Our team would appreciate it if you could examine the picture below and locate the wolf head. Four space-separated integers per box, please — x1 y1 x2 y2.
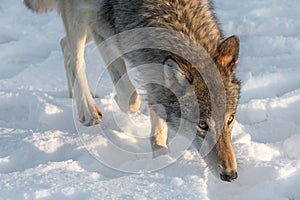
162 36 240 182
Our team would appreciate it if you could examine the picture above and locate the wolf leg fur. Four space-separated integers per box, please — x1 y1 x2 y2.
60 11 102 126
92 32 141 113
108 59 141 113
60 32 94 98
149 104 169 158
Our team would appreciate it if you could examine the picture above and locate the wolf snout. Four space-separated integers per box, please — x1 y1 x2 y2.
220 170 238 182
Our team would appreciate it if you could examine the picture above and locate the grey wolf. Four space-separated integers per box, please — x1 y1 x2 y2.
24 0 240 182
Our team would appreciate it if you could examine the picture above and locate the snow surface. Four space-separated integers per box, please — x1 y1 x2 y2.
1 0 300 199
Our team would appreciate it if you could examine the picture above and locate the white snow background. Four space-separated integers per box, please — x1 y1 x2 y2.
1 0 300 199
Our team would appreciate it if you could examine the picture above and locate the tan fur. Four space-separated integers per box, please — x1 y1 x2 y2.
24 0 240 182
25 0 141 126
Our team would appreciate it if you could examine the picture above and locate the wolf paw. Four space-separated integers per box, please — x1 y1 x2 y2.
152 144 170 158
78 103 102 126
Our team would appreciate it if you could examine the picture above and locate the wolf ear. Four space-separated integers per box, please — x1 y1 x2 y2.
163 56 188 88
216 36 240 74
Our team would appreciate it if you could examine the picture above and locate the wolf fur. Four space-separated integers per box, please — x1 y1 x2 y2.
24 0 240 182
24 0 57 13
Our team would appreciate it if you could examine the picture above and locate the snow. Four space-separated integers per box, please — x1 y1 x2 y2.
1 0 300 199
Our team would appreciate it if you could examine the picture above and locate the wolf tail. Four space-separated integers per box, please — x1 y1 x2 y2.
24 0 57 13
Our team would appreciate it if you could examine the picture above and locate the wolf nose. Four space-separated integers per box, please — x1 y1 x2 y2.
220 170 238 182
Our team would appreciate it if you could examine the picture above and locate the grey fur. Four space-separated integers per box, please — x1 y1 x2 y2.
24 0 241 182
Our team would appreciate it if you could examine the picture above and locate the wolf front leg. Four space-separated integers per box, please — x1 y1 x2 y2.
107 58 141 113
60 13 102 126
60 37 74 98
60 32 94 98
92 31 141 113
149 104 169 158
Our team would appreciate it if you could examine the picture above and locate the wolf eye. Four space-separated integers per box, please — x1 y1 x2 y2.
228 115 235 125
196 122 208 138
198 121 209 131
